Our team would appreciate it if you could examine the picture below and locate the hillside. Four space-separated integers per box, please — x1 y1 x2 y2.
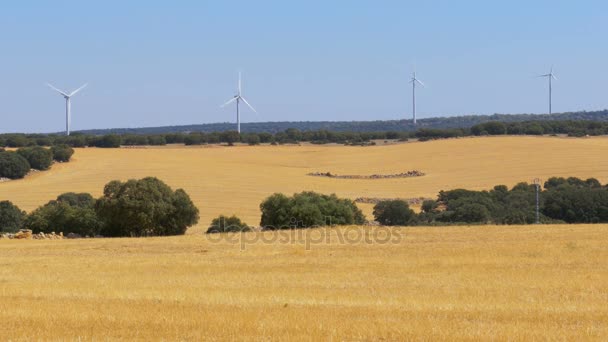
74 110 608 135
2 136 608 231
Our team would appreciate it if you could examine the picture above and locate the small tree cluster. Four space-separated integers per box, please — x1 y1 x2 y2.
0 151 31 179
96 177 200 236
207 215 251 233
51 145 75 162
27 193 102 236
0 201 26 233
259 192 366 229
373 200 416 226
17 146 53 170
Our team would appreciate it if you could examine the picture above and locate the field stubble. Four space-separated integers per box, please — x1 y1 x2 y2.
0 225 607 340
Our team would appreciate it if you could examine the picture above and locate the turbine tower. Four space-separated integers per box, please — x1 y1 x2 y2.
47 83 88 136
221 72 257 133
410 71 425 125
539 66 557 115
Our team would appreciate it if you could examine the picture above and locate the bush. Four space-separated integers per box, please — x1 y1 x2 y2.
0 201 26 233
16 146 53 170
373 200 416 226
260 191 365 229
95 177 199 237
50 145 75 162
89 135 122 148
26 193 102 236
245 134 261 146
206 215 251 233
0 151 31 179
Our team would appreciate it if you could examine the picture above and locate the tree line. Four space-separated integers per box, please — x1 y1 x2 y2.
3 176 607 236
0 145 74 179
207 176 608 233
1 177 199 237
2 119 608 149
72 109 608 135
375 177 608 226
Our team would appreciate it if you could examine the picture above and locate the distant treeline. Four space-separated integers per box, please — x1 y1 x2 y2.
377 176 608 226
1 119 608 148
72 110 608 135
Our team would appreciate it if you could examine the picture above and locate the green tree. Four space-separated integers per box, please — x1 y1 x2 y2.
260 192 365 229
0 201 26 233
0 151 31 179
95 177 199 237
16 146 53 170
207 215 251 233
373 200 416 226
26 193 102 236
50 145 75 162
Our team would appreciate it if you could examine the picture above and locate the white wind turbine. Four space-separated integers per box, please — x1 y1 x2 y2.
410 71 425 125
538 66 557 115
221 72 257 133
47 83 88 136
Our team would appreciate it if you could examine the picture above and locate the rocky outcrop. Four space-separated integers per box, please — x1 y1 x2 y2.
308 170 425 179
355 197 431 205
0 230 64 240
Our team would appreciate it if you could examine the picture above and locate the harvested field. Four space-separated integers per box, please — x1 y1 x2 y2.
0 224 607 340
2 136 608 233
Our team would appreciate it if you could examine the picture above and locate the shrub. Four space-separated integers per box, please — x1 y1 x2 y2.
207 215 251 233
373 200 416 226
220 131 240 145
0 201 26 233
260 191 365 229
245 134 261 146
16 146 53 170
0 151 31 179
421 200 439 213
26 193 102 236
50 145 75 162
184 133 205 146
95 177 199 237
89 135 122 148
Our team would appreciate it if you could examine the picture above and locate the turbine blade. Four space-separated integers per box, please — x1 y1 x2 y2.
416 79 425 87
69 83 88 97
221 97 237 108
47 83 69 97
552 74 558 81
240 97 257 114
238 71 242 95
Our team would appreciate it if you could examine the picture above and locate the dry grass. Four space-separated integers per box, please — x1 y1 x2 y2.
2 137 608 340
0 225 607 340
3 136 608 232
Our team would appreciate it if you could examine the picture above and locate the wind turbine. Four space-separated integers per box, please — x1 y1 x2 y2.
538 66 557 115
47 83 88 136
221 72 257 133
410 71 425 125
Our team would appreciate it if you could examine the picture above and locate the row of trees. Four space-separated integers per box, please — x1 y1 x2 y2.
3 176 607 235
2 119 608 149
0 145 74 179
373 177 608 226
0 177 199 237
471 120 608 137
207 176 608 233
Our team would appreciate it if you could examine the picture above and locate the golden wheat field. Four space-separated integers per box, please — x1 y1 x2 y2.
0 225 607 340
2 136 608 340
2 136 608 231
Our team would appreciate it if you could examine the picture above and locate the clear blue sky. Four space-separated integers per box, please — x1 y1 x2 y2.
1 0 607 133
